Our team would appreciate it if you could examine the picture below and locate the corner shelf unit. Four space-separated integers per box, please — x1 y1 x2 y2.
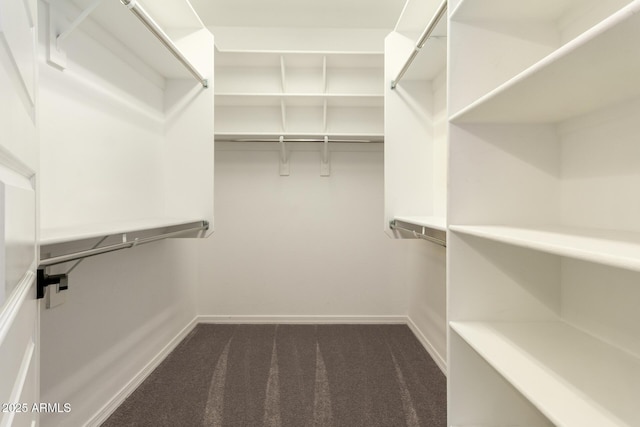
214 49 384 142
448 0 640 425
384 0 448 238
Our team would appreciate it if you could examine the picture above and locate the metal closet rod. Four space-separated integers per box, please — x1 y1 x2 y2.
391 0 448 90
390 221 446 247
120 0 208 88
229 137 381 143
39 221 209 268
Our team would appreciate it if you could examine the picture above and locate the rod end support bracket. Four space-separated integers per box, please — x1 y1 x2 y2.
37 269 68 300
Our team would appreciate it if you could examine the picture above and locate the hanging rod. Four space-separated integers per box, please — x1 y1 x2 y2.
227 137 382 143
39 221 209 268
120 0 208 88
390 220 446 247
391 0 447 89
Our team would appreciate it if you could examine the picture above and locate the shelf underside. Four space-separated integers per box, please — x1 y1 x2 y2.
451 321 640 427
40 218 207 246
451 2 640 123
393 216 446 231
69 0 205 80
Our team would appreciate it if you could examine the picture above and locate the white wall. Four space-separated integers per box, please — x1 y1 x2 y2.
197 142 408 319
406 71 448 370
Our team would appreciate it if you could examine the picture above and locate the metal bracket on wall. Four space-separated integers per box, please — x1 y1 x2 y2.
47 0 104 69
320 136 330 177
36 269 68 300
279 136 290 176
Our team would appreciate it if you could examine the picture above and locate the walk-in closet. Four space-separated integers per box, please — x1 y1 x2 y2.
1 0 638 425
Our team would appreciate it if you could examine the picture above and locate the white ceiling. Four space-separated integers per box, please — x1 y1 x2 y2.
189 0 407 29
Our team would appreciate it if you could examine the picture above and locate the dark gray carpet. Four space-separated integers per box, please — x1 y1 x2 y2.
102 324 446 427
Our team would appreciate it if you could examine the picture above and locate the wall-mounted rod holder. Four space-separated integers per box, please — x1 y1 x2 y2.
279 136 290 176
390 220 446 247
321 135 331 176
37 269 68 300
391 0 447 89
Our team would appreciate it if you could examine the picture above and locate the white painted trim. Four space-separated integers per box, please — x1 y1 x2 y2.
197 315 408 324
1 339 35 427
406 316 447 375
84 317 199 427
0 271 35 346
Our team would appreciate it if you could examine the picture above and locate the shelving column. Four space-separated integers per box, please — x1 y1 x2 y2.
447 0 640 425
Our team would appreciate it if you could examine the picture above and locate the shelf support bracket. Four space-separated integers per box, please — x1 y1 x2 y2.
279 136 290 176
48 0 104 69
320 136 330 176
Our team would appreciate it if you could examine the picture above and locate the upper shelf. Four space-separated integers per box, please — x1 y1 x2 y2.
394 216 446 231
450 1 640 123
62 0 207 80
40 218 207 246
215 93 383 107
395 0 447 40
215 49 383 68
451 0 589 22
450 224 640 273
398 14 448 82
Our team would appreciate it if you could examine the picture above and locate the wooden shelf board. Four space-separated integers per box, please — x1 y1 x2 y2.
450 2 640 124
40 218 206 246
451 321 640 427
394 215 446 231
450 224 640 272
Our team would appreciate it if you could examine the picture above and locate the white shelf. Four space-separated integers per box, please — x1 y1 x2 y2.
67 0 206 80
40 218 206 246
394 216 446 231
450 225 640 272
395 0 445 40
450 1 640 123
215 93 383 107
215 50 383 68
214 132 384 143
215 49 384 141
451 321 640 427
451 0 587 22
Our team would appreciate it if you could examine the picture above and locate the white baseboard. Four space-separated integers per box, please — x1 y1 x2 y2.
196 314 408 324
406 316 447 375
84 317 199 427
